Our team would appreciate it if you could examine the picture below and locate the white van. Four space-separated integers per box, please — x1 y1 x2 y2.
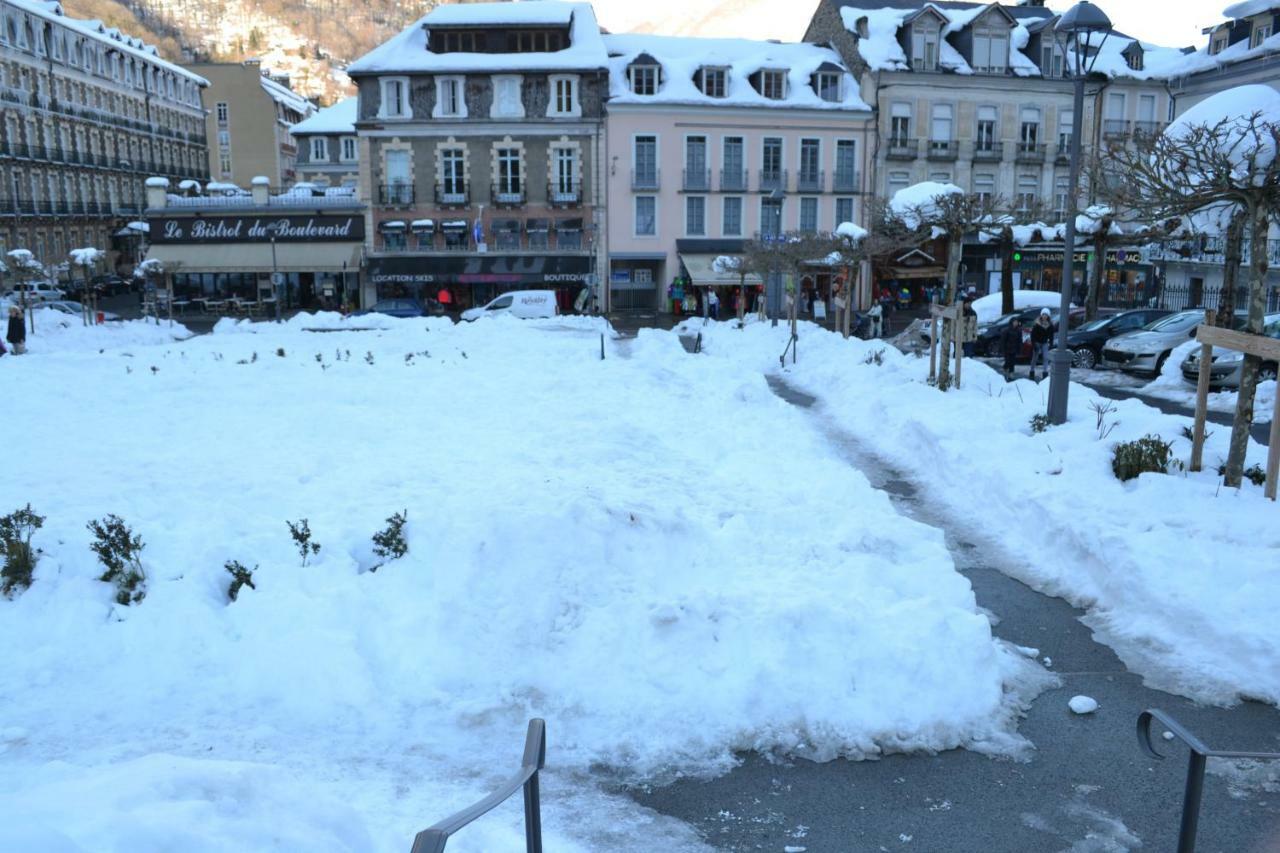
461 290 558 322
5 281 64 303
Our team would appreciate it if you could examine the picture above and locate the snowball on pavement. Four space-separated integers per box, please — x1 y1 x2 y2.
1069 696 1099 715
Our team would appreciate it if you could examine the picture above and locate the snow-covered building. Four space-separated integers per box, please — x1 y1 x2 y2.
603 34 874 312
0 0 208 277
291 97 358 188
346 1 607 312
1167 2 1280 114
802 0 1180 298
187 59 316 189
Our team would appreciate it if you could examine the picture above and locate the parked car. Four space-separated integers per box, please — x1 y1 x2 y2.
89 275 132 296
1065 308 1173 369
4 281 65 303
352 298 433 319
40 300 121 321
973 306 1109 359
1102 310 1246 375
1180 312 1280 389
461 290 558 322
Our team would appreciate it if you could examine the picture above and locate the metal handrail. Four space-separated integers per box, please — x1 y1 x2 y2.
410 719 546 853
1137 708 1280 853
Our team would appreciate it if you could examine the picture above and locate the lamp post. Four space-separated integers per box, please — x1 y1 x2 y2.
1047 0 1112 424
269 232 282 323
766 188 785 327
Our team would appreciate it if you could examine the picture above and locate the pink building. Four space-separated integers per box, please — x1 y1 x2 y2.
603 34 875 313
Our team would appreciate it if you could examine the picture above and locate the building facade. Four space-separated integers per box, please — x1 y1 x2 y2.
189 60 315 189
1173 3 1280 112
603 34 875 312
292 97 359 187
0 0 207 276
347 1 607 313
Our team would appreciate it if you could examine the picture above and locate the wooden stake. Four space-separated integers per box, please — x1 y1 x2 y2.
928 315 939 383
1267 388 1280 501
955 329 963 389
1190 309 1214 473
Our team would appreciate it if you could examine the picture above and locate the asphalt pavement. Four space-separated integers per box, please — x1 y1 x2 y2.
625 376 1280 853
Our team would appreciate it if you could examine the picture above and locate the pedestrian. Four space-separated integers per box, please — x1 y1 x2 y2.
1029 308 1055 381
7 305 26 355
960 295 979 358
1001 315 1023 380
708 288 720 320
867 301 883 339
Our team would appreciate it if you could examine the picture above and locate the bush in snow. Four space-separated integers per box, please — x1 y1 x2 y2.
1089 400 1119 441
1219 462 1266 487
287 518 320 566
862 349 885 366
87 515 147 605
224 560 256 602
1028 413 1051 434
370 510 408 571
1111 435 1174 482
275 347 286 358
0 504 44 596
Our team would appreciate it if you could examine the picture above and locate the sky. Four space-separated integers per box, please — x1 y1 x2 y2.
589 0 1216 50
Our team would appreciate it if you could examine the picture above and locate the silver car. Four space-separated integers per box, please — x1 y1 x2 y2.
1101 310 1218 375
1180 313 1280 389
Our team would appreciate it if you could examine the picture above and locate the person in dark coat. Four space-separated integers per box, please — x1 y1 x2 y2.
1000 315 1023 381
6 305 25 355
1029 307 1056 381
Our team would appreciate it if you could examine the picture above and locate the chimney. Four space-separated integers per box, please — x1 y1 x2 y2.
144 176 169 209
251 175 270 206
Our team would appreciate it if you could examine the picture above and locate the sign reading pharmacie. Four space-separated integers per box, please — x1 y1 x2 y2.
149 215 365 244
368 254 592 286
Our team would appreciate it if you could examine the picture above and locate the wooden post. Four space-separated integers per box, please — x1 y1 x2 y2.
1267 389 1280 501
1190 310 1215 473
955 326 963 389
928 315 939 383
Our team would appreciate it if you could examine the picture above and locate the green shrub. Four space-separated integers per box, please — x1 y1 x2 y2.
1112 435 1174 482
1219 462 1266 486
0 504 44 596
1029 413 1052 434
371 511 408 571
225 560 257 602
287 518 320 566
87 515 147 605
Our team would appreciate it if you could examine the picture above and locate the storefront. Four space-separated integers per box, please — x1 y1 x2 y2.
366 254 594 312
1013 244 1155 307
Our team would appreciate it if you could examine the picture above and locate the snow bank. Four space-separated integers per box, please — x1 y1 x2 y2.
686 319 1280 708
972 290 1065 324
0 315 1033 851
1142 337 1277 423
10 312 192 352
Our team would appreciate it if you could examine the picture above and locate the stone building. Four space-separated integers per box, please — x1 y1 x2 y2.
0 0 207 275
1171 2 1280 112
345 0 607 313
291 97 358 187
189 59 315 189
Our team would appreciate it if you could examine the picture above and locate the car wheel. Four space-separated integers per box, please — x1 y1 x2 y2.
1155 352 1169 375
1072 346 1097 369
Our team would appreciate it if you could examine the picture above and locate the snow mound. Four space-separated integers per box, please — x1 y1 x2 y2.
1068 696 1099 715
972 290 1066 324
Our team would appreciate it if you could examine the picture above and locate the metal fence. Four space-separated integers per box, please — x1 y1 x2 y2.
1079 281 1280 314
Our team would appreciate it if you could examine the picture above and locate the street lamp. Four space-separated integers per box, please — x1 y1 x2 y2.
766 187 785 327
1047 0 1112 424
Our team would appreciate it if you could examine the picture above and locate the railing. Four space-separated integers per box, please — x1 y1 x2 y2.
1133 120 1164 137
832 169 860 192
1103 119 1130 138
491 185 526 206
720 168 748 191
926 139 958 161
972 141 1003 161
1015 141 1046 163
886 139 918 160
1138 709 1280 853
631 169 660 191
758 168 787 192
380 184 415 205
682 168 710 191
548 182 581 206
409 719 546 853
796 169 824 193
435 184 469 206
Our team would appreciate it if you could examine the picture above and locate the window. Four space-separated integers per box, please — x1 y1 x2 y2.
340 136 357 162
930 103 953 142
385 149 411 202
635 196 656 236
887 170 909 197
219 153 231 175
685 135 708 189
799 138 820 185
380 77 410 118
700 67 726 98
834 139 857 189
435 77 464 117
972 32 1008 73
686 196 706 235
549 75 579 116
1019 107 1040 149
973 173 995 207
216 101 228 123
1253 23 1272 48
307 137 326 161
1211 35 1228 54
553 146 576 195
496 147 522 197
929 171 951 183
634 135 657 186
976 105 997 151
760 197 783 237
1054 173 1070 219
1016 174 1038 215
759 69 786 100
1058 109 1073 150
440 148 465 198
630 64 658 95
1106 92 1125 120
217 130 230 146
762 137 782 181
835 197 854 227
815 71 841 102
723 196 742 236
1126 48 1144 71
890 102 911 145
911 25 939 70
723 136 744 188
799 197 818 233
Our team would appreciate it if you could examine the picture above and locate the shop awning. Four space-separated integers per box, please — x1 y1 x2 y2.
526 218 549 232
378 220 406 231
143 242 363 274
411 219 435 232
441 219 469 231
678 253 764 287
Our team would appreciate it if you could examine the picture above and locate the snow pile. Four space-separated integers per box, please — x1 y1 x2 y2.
13 312 192 351
292 96 358 135
684 319 1280 708
1224 0 1277 16
1075 205 1122 237
69 247 105 268
1141 337 1277 423
971 290 1067 324
0 315 1037 851
1166 85 1280 182
1068 696 1099 715
836 221 868 241
890 181 963 230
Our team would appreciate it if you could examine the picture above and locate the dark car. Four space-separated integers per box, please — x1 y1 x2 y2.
974 306 1111 359
1065 308 1173 369
89 274 131 296
352 298 436 318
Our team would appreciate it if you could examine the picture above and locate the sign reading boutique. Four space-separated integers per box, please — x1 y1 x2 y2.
368 254 592 286
149 215 365 244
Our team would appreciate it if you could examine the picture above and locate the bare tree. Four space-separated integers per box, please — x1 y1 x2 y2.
1099 108 1280 486
820 198 924 338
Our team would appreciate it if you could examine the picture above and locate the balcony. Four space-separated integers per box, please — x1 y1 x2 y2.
926 139 958 161
796 169 824 193
886 139 918 160
435 183 469 206
682 168 711 192
1133 120 1164 137
379 184 415 206
758 168 787 193
548 182 582 207
631 169 660 191
832 169 860 193
1014 142 1046 164
972 141 1003 162
720 168 748 191
490 185 525 207
1102 119 1130 139
1055 139 1071 164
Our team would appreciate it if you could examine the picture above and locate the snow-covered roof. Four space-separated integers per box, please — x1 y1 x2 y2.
347 1 607 75
290 97 357 135
1160 26 1280 79
603 34 870 111
260 74 314 117
1223 1 1279 18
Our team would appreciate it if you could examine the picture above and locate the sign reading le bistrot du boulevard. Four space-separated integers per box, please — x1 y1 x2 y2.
149 215 365 244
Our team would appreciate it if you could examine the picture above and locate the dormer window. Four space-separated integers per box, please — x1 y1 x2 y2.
815 70 841 102
698 67 727 98
759 69 786 100
972 31 1008 73
629 64 658 95
1040 42 1065 78
911 25 939 71
1253 23 1273 48
1125 46 1144 71
1211 33 1228 54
